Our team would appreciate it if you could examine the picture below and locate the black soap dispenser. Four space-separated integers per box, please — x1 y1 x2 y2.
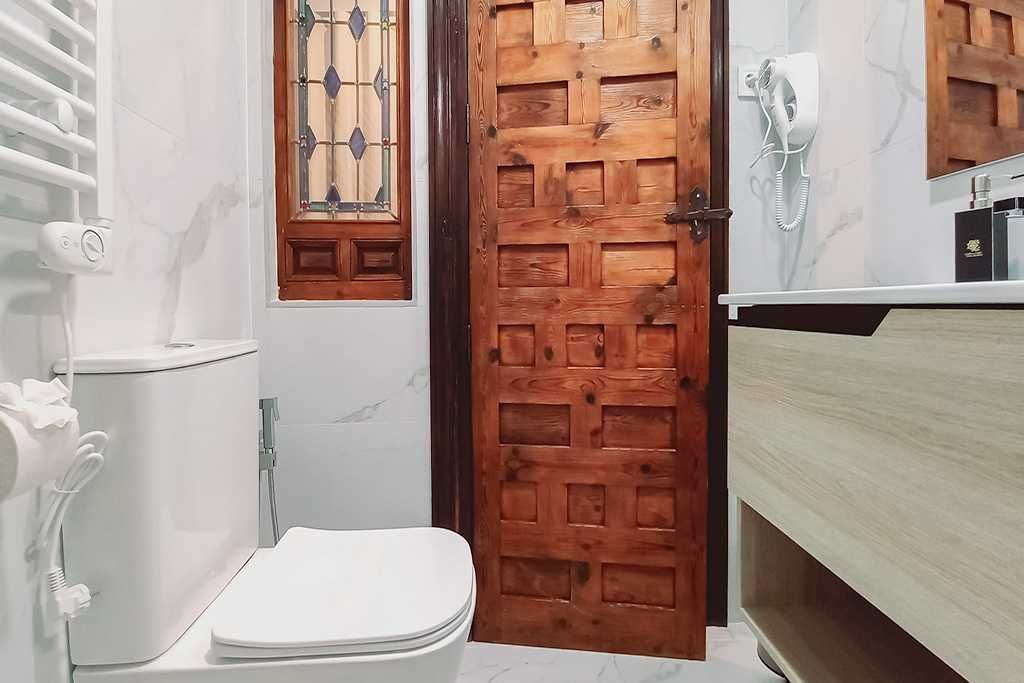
955 173 1024 282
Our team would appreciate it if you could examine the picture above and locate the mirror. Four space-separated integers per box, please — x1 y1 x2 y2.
926 0 1024 179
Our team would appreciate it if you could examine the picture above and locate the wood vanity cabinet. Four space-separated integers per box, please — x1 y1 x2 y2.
728 303 1024 683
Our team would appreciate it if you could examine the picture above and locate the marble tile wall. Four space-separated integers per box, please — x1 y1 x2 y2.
0 2 255 680
729 0 790 294
248 0 432 543
730 0 1024 293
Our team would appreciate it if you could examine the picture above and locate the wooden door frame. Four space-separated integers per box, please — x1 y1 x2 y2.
428 0 731 627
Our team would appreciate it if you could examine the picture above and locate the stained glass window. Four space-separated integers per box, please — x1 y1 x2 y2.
291 0 401 220
275 0 409 301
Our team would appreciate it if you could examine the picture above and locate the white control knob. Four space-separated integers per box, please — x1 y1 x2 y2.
81 229 104 263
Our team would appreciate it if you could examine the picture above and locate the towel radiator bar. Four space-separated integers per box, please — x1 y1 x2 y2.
0 0 112 225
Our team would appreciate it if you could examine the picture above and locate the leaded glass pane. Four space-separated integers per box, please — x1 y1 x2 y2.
290 0 400 220
306 141 329 208
358 145 383 203
323 65 343 100
348 127 367 160
301 125 318 160
348 5 367 41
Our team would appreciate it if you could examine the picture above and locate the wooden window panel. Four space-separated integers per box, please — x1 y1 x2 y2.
273 0 412 300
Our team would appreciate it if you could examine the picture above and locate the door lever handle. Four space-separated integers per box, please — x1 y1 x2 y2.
665 187 733 244
665 207 735 224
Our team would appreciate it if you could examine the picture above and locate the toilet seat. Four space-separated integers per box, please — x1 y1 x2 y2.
210 527 475 660
74 527 476 682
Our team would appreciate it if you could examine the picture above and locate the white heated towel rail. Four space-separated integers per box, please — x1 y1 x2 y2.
0 0 112 223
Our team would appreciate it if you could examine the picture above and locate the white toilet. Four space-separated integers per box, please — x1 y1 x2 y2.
58 341 476 683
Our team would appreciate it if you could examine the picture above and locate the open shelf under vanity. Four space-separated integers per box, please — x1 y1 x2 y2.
740 504 963 683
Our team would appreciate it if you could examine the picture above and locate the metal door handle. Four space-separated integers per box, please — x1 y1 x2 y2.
665 187 733 244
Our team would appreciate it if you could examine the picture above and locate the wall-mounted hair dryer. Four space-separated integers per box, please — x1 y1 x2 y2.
747 53 820 232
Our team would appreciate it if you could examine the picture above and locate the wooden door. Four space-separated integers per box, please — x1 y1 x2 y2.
469 0 712 659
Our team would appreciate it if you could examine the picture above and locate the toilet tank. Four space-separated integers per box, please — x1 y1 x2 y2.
59 340 260 666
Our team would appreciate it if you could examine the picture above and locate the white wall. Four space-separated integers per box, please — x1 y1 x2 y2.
0 1 255 680
726 0 790 625
731 0 1024 294
729 0 789 295
248 0 432 542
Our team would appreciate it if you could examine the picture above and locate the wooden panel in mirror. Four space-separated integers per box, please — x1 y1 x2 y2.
926 0 1024 178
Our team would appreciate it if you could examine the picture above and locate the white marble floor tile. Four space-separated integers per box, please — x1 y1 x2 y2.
458 624 784 683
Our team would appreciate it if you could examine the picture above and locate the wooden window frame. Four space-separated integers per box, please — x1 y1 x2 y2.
273 0 413 301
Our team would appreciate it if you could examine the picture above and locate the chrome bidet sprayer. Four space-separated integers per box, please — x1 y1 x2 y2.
259 397 281 545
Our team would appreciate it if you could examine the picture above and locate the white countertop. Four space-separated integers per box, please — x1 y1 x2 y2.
719 280 1024 306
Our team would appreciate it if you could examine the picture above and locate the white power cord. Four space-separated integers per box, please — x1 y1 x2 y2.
37 276 106 622
59 278 75 397
38 431 106 620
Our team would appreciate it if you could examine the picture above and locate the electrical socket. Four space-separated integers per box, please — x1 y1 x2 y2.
738 64 762 99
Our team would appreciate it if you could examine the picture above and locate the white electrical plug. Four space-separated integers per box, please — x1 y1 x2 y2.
54 582 92 621
39 221 113 275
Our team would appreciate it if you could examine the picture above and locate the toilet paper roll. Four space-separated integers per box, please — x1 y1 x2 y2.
0 409 80 501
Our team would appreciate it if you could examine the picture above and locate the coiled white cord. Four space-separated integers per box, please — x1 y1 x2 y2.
37 277 106 621
774 152 811 232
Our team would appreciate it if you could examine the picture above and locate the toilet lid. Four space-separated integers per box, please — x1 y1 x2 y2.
210 526 475 659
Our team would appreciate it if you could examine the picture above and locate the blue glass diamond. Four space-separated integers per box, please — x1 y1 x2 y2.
349 4 366 41
374 185 386 204
301 125 318 160
373 66 385 100
300 2 316 38
325 184 342 205
323 65 342 100
348 127 366 160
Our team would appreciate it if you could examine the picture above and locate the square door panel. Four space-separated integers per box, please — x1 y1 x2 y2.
601 243 676 286
501 557 573 600
602 405 676 449
499 245 570 288
500 403 572 446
